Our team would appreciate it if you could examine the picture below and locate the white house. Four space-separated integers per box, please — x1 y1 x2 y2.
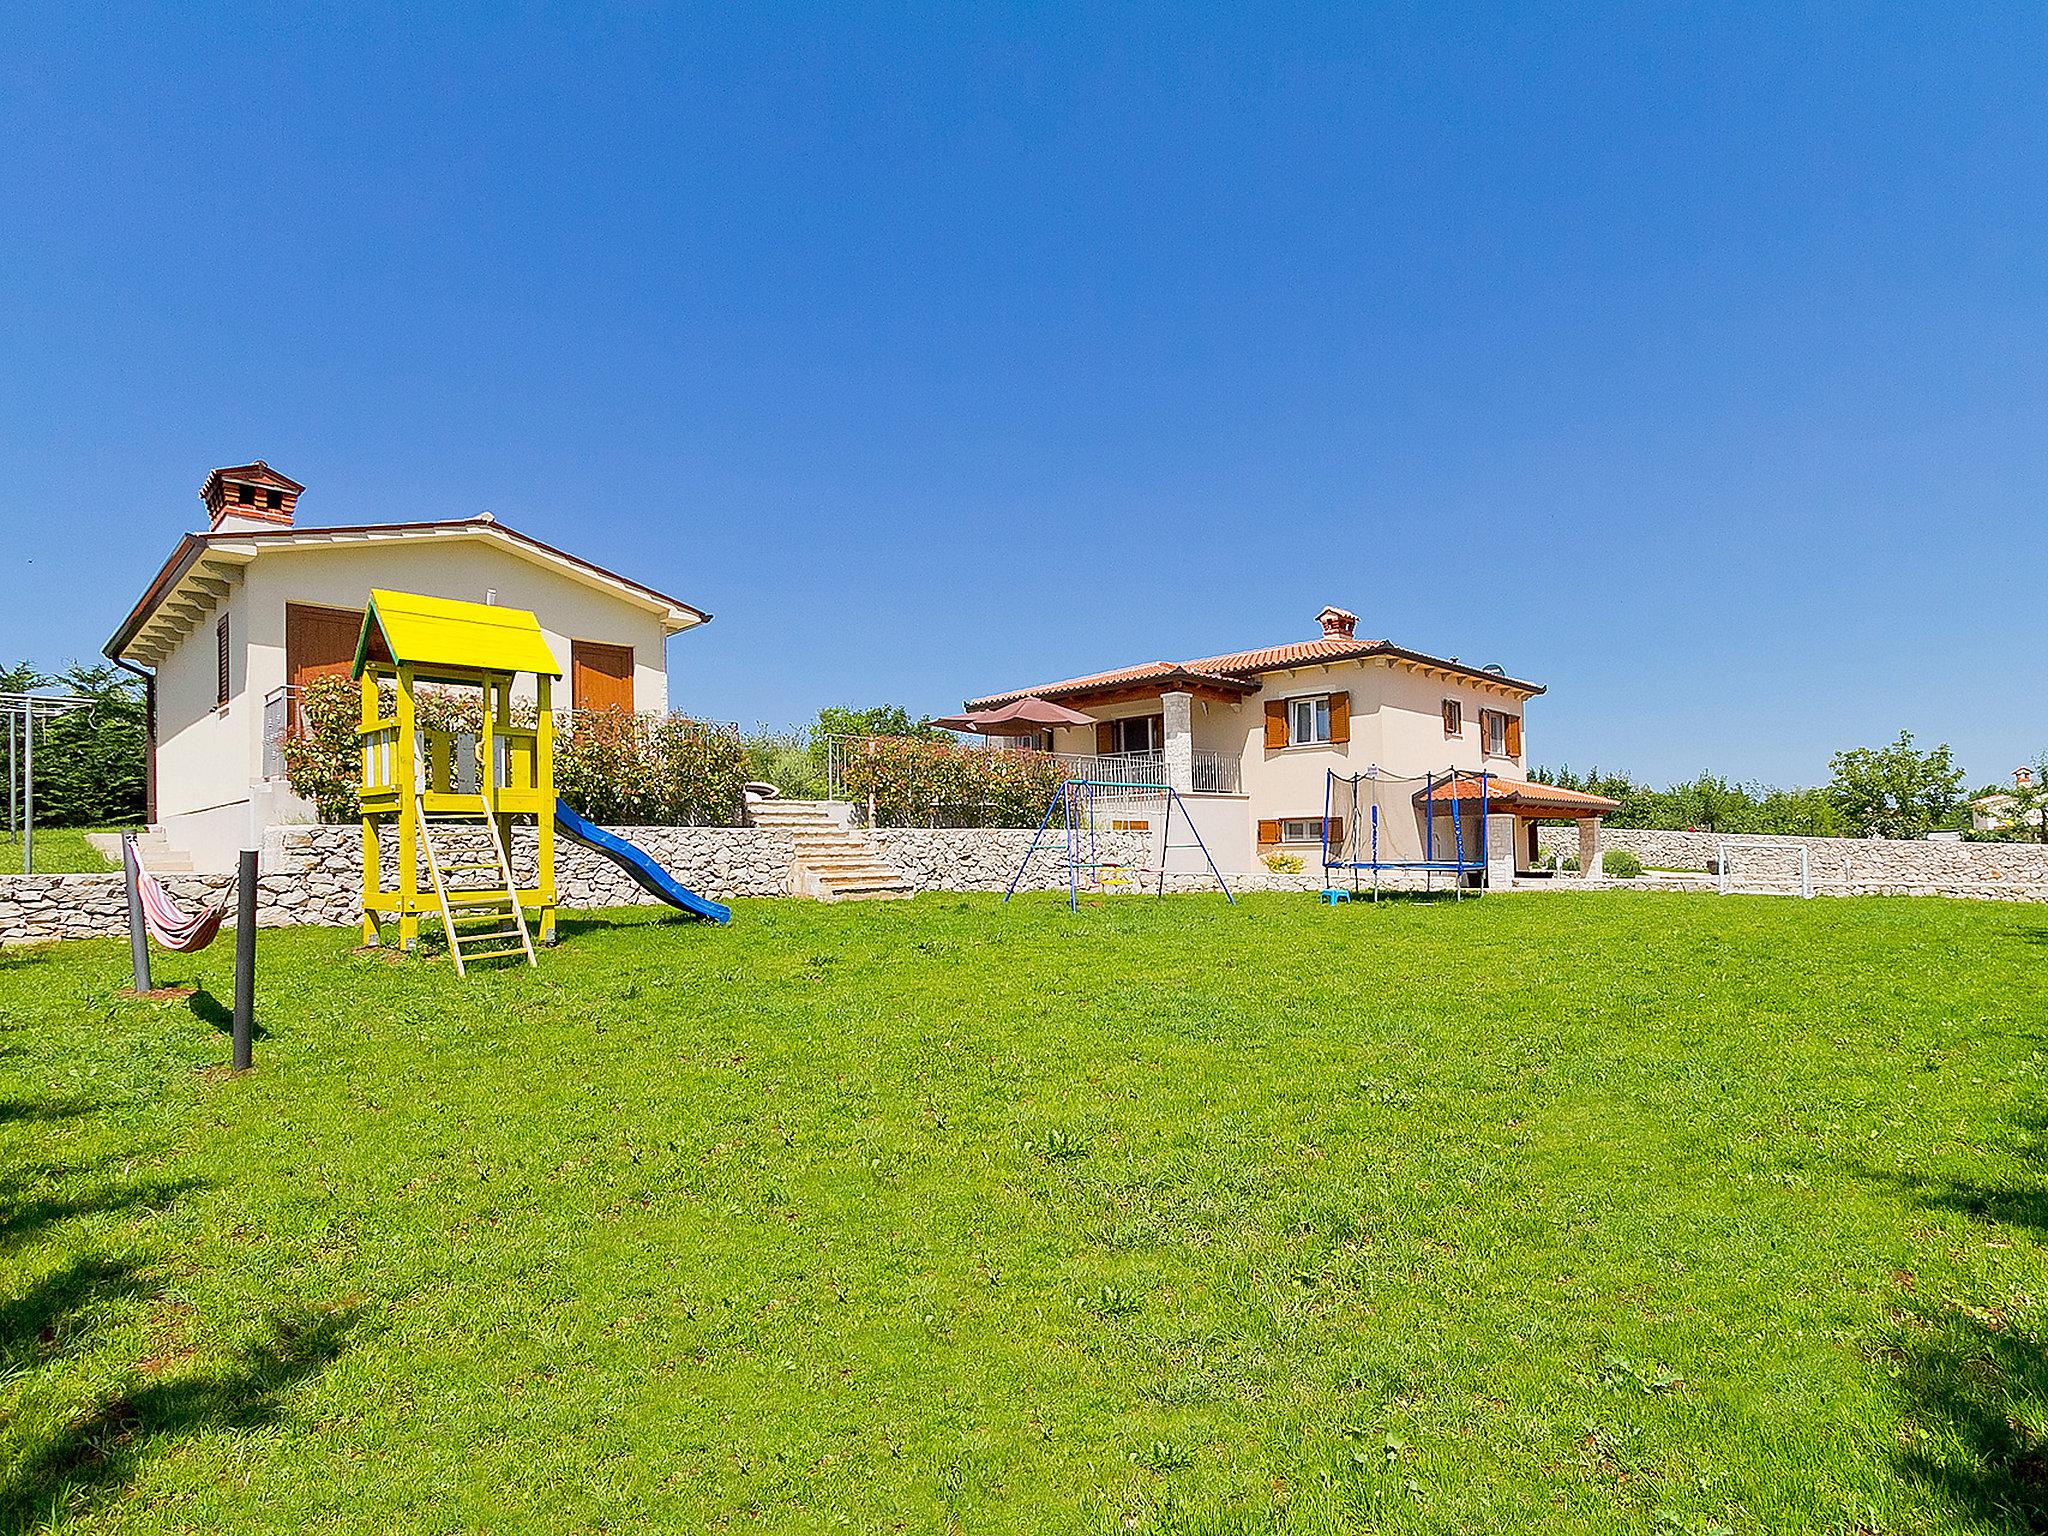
104 461 708 872
963 606 1618 879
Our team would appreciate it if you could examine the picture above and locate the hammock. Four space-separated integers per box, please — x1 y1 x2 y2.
132 847 230 953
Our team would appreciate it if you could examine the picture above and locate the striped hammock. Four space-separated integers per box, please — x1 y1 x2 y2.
135 858 229 953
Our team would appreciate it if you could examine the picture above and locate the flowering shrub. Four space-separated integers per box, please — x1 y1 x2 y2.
555 710 750 826
837 737 1073 827
279 675 363 821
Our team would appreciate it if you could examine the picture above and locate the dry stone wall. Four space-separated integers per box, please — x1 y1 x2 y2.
1536 826 2048 900
14 817 2044 945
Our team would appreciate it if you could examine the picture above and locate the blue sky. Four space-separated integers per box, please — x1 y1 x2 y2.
2 4 2041 787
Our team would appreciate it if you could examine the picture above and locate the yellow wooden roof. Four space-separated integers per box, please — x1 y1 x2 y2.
354 589 563 678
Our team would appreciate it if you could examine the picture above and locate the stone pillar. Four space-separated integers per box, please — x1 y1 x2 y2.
1160 691 1194 794
1485 814 1517 889
1579 816 1601 880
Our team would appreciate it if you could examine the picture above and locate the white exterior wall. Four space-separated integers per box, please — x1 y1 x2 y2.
145 535 679 870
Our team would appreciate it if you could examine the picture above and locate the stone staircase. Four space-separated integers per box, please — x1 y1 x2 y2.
85 827 192 874
747 799 912 901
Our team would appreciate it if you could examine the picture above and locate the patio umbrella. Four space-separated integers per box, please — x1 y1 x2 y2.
929 695 1095 737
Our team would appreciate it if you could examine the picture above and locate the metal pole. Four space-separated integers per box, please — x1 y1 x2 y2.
123 833 152 992
232 849 257 1070
20 702 31 874
6 705 15 838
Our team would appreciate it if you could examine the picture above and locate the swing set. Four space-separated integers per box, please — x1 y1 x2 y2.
1005 778 1235 910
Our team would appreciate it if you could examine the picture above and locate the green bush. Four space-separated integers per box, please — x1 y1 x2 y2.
744 731 828 800
1602 849 1643 879
838 737 1072 827
279 675 364 822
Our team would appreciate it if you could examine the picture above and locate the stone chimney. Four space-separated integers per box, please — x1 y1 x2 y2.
1317 605 1358 641
200 461 304 533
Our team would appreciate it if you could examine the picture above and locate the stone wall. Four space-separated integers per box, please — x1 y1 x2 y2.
16 817 2039 945
1535 826 2048 900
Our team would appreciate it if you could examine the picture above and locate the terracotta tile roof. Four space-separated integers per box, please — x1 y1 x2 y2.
1413 774 1619 816
969 638 1543 709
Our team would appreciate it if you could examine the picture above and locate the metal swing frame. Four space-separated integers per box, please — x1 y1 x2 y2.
1004 779 1236 911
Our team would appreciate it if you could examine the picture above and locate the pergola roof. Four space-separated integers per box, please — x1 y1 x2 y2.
353 589 563 679
1414 773 1619 819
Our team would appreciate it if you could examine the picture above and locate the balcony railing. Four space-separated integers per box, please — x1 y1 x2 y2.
819 737 1241 803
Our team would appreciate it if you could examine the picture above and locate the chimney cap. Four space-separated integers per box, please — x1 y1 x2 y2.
200 461 304 531
1316 605 1358 640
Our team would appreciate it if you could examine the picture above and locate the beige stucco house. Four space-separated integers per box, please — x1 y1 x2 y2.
104 462 707 872
964 606 1617 881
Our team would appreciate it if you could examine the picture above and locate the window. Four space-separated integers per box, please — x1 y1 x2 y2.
215 615 231 707
1110 818 1151 832
237 483 255 505
1288 695 1331 746
1108 715 1162 754
265 487 283 509
1442 699 1462 736
1481 709 1521 757
1280 818 1325 843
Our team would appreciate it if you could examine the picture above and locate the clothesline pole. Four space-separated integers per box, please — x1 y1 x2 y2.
232 849 257 1071
122 833 152 993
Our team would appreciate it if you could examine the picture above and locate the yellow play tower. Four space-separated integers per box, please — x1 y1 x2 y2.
354 589 559 972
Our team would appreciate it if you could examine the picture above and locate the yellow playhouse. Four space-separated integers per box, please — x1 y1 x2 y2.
354 589 559 971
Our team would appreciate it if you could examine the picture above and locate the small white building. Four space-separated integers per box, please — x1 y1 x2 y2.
104 461 708 872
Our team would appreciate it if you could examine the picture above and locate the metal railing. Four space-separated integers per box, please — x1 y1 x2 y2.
262 686 303 780
818 736 1242 804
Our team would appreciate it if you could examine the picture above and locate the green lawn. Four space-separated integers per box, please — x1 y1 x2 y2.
0 827 120 874
5 892 2048 1533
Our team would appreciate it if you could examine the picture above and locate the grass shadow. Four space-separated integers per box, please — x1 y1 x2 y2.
550 910 698 941
0 1097 95 1125
185 988 268 1042
0 1305 364 1528
0 1175 202 1258
1891 1306 2048 1532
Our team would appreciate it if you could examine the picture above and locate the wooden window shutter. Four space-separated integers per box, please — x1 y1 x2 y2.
1096 720 1116 755
1328 691 1350 744
1263 700 1287 749
1256 818 1281 846
1326 816 1344 847
215 616 231 707
1506 715 1523 757
1443 699 1459 735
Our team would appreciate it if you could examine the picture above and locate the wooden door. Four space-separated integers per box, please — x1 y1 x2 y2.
571 640 635 713
285 603 364 691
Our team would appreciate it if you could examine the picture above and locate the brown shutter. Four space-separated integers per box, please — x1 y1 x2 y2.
1256 818 1281 846
216 616 231 707
1263 700 1287 749
1506 715 1523 758
1096 720 1115 755
1328 691 1350 744
1442 699 1458 735
1326 816 1344 848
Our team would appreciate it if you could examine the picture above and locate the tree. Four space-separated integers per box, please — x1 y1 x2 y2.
1824 731 1965 840
814 705 946 740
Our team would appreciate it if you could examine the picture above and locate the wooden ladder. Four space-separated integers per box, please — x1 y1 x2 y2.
417 797 536 977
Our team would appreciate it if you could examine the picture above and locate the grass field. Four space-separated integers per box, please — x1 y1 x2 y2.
5 891 2048 1533
0 828 119 875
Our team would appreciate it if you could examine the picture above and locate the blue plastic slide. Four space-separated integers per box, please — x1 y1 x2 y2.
553 799 732 924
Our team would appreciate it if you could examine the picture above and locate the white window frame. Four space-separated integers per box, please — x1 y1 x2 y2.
1287 695 1332 747
1279 817 1326 844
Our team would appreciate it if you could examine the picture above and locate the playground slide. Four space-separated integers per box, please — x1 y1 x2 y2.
553 799 732 925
